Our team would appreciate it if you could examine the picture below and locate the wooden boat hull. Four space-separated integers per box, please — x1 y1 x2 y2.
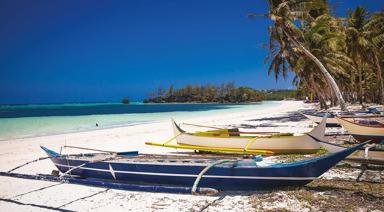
41 143 366 190
336 117 384 142
319 141 384 165
175 134 320 154
302 113 340 127
172 119 324 154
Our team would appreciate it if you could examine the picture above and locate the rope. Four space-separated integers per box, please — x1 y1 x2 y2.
244 138 257 152
162 133 181 146
7 157 53 173
60 162 89 178
191 159 234 195
183 123 277 135
60 145 117 177
63 145 117 154
59 156 117 178
182 123 224 130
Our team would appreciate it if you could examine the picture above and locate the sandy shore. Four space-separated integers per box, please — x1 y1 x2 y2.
0 101 382 211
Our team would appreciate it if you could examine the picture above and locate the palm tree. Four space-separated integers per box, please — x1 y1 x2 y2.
305 14 354 105
258 0 348 110
364 11 384 103
344 8 384 104
345 7 370 104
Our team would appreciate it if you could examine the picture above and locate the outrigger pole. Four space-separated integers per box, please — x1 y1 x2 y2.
182 122 278 134
3 146 219 195
63 145 138 156
0 172 218 195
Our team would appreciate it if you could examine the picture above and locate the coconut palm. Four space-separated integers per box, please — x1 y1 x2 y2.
304 14 354 104
262 0 348 110
343 8 384 104
345 7 371 104
363 11 384 103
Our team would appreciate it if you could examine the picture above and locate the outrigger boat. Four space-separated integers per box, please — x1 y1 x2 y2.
40 142 368 191
319 140 384 165
302 107 382 127
336 116 384 142
147 117 326 154
302 112 340 127
146 118 384 165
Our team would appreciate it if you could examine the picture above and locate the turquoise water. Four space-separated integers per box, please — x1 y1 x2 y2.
0 101 281 140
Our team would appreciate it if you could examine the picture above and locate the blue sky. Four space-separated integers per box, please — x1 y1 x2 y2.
1 0 383 104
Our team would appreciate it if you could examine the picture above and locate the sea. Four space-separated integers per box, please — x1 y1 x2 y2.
0 101 281 140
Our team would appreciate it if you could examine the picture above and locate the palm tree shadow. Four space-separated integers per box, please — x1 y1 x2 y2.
237 112 308 128
247 112 307 122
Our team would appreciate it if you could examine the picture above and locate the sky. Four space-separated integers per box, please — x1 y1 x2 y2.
1 0 383 104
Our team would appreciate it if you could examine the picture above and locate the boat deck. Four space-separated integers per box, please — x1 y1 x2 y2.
65 152 254 166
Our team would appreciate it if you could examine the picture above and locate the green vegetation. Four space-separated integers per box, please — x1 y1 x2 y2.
144 83 264 103
121 97 130 104
143 83 302 103
263 89 304 100
145 1 384 107
254 0 384 109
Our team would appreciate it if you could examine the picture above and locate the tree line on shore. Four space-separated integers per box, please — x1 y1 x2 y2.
260 0 384 110
143 83 302 103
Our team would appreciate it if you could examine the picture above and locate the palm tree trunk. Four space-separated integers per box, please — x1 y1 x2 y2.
353 59 364 105
318 95 328 109
374 53 384 104
359 68 363 105
283 30 347 111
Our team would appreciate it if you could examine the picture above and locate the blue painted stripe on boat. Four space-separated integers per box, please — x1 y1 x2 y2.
312 121 340 127
55 163 317 180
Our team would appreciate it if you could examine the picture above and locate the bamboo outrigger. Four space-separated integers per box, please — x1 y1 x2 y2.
146 139 274 155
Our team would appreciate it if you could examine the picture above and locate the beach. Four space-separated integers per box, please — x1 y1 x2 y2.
2 0 384 210
0 101 382 211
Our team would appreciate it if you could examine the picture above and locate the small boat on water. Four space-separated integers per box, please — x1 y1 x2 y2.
336 116 384 142
41 142 367 190
166 118 325 154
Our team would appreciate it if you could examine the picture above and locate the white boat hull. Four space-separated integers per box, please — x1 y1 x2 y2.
172 118 326 154
302 113 339 126
336 117 384 142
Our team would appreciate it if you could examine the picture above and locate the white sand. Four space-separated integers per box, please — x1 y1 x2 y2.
0 101 317 211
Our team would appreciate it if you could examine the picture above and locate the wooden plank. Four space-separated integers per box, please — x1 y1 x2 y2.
145 141 274 155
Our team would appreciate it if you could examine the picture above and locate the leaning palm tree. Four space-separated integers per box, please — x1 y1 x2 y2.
306 14 354 104
254 0 347 110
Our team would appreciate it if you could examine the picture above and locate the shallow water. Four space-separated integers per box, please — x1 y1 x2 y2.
0 101 281 140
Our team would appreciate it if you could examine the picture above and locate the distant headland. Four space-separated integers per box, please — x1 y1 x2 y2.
140 83 302 103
